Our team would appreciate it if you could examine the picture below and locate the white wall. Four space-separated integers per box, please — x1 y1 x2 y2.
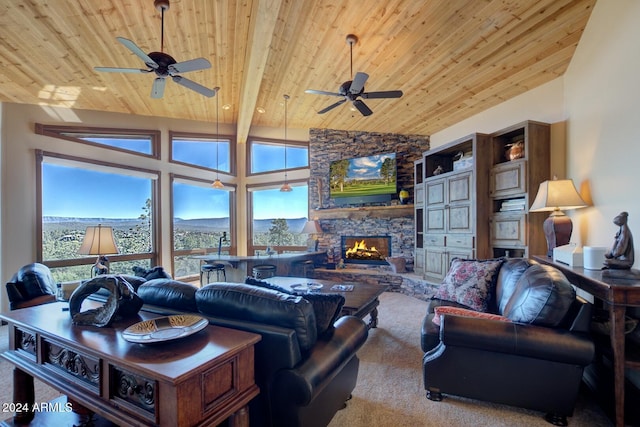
429 0 640 264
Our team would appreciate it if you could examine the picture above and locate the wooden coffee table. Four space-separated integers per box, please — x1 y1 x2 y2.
266 276 388 328
0 301 260 427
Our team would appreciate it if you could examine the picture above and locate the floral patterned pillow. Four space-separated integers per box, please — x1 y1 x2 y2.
433 258 505 312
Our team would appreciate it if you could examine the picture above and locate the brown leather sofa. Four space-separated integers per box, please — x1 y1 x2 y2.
421 258 595 426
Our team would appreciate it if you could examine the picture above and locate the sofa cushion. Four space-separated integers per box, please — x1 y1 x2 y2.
494 258 538 314
503 264 576 327
433 258 505 312
196 283 318 352
432 306 511 326
137 278 198 312
245 277 345 337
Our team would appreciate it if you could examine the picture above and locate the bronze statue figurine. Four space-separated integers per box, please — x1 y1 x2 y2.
604 211 634 269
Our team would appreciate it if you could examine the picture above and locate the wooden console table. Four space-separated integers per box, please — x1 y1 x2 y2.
533 255 640 427
0 301 260 427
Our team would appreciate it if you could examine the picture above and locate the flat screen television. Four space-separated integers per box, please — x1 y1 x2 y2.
329 152 397 206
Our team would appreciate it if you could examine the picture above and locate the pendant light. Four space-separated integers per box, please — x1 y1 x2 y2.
280 94 292 192
212 88 224 189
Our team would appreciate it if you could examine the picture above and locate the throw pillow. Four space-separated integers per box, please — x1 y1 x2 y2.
433 257 505 312
303 293 345 337
432 306 511 326
132 266 172 280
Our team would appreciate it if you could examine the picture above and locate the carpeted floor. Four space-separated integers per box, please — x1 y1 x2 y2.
328 292 613 427
0 293 614 426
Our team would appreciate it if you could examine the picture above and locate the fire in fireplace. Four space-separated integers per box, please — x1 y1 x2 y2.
341 236 392 265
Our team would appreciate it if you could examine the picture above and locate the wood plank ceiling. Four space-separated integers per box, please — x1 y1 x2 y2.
0 0 595 142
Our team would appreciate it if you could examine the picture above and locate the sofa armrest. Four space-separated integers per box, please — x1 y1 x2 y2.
440 314 594 366
273 315 368 405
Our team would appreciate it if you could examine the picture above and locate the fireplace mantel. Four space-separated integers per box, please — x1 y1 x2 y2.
312 204 414 220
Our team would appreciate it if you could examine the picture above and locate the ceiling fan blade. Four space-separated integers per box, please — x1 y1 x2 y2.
362 90 404 99
116 37 159 69
305 89 342 97
353 99 373 116
169 58 211 74
318 99 347 114
151 77 166 99
350 72 369 94
94 66 150 74
172 76 218 97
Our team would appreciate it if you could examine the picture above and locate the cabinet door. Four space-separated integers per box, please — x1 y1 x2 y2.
447 172 472 204
426 178 446 206
490 160 526 198
490 213 527 247
424 246 447 281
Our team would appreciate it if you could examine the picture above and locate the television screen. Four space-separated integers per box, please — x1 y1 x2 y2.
329 152 397 205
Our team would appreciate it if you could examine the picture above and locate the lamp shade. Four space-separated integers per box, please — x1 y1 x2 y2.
301 220 323 234
78 225 119 255
529 179 587 212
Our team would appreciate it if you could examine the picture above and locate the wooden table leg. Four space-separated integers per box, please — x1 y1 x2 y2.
12 368 35 423
228 405 250 427
609 304 626 427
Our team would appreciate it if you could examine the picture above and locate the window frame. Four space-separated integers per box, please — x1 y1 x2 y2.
246 137 309 176
246 179 309 255
35 123 161 159
170 174 237 280
35 149 162 271
169 131 237 175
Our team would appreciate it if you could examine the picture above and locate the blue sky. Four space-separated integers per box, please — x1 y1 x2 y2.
346 153 395 179
43 152 309 219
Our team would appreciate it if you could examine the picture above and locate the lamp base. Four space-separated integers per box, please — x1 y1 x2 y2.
543 211 573 257
91 255 110 277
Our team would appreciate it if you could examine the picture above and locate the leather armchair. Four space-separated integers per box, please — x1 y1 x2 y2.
5 263 57 310
421 258 595 426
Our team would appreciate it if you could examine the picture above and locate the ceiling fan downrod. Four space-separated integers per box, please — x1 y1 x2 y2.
346 34 358 79
155 0 170 52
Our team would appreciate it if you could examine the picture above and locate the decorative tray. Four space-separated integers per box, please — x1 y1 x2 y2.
290 283 323 293
122 315 208 344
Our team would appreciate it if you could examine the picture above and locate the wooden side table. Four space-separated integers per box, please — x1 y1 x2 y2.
0 301 260 427
533 255 640 427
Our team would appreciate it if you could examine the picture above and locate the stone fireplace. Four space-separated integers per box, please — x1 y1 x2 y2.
341 235 392 265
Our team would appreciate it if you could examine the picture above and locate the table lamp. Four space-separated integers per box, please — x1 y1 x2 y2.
301 220 323 251
78 224 119 276
529 178 587 257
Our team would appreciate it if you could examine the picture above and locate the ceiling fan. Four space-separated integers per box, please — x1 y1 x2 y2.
94 0 217 99
305 34 403 116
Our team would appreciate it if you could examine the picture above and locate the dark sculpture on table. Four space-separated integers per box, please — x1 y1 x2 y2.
69 275 142 327
604 211 634 269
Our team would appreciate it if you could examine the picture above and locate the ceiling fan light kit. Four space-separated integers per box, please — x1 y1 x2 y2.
305 34 403 116
95 0 217 99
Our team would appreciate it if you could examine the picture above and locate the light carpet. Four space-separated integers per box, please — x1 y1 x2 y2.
328 292 613 427
0 293 614 426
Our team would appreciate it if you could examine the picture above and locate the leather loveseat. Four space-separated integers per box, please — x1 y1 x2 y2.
87 276 368 427
421 258 594 426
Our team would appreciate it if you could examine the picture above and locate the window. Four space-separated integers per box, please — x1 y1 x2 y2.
170 131 234 173
35 124 160 158
171 175 234 279
248 139 308 174
37 151 159 282
248 182 309 254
